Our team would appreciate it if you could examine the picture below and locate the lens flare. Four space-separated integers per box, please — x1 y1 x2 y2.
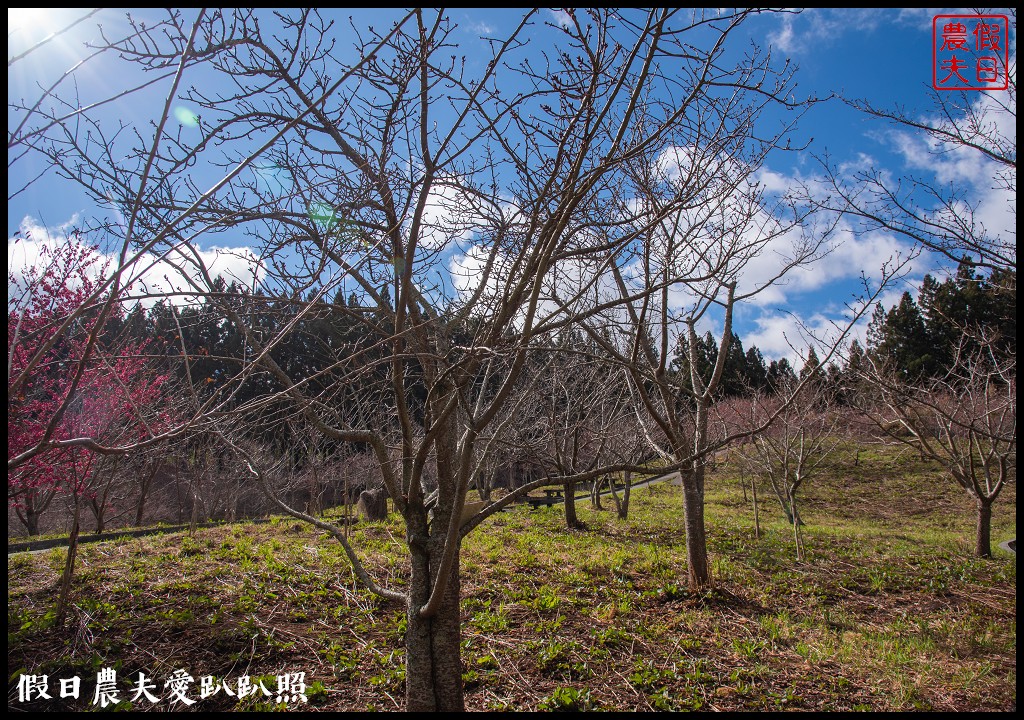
173 106 199 127
307 202 337 229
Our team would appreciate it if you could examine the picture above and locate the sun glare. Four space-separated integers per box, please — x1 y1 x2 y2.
8 8 104 69
8 8 47 33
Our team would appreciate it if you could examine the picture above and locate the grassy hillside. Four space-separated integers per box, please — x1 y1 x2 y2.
7 442 1015 711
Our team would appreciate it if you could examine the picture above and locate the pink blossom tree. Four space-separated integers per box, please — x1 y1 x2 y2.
8 235 171 620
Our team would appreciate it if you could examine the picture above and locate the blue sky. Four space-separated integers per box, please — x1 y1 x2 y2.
7 8 1016 364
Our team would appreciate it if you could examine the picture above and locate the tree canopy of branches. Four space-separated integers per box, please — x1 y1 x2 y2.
858 333 1015 558
819 11 1016 274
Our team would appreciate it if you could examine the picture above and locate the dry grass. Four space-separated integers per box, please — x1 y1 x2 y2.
7 442 1016 711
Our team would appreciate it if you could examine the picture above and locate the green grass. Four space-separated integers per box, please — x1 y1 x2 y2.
6 441 1015 711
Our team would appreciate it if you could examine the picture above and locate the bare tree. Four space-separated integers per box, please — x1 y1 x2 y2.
857 335 1015 558
573 123 840 587
819 11 1016 274
734 373 841 560
538 347 641 528
815 17 1016 561
12 8 835 710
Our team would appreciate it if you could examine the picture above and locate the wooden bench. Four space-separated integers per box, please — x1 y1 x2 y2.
524 494 560 510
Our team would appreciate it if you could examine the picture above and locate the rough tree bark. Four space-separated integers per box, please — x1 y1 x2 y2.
680 462 711 590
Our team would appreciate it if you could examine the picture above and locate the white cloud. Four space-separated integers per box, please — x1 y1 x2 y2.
464 19 494 36
446 195 528 300
752 167 796 194
745 306 866 364
448 243 492 297
768 14 797 54
766 8 888 55
784 224 918 292
895 8 969 31
548 9 573 29
8 215 263 309
744 312 812 361
417 178 487 251
129 243 263 302
8 215 81 275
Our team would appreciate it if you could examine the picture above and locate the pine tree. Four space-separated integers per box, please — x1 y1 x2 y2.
799 346 823 383
766 358 797 393
918 260 1016 369
867 292 937 380
743 346 769 393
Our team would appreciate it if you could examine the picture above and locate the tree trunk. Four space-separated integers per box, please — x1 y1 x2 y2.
175 469 185 524
791 496 804 561
405 522 464 710
401 394 468 711
16 488 55 536
680 466 711 591
476 472 492 503
308 462 321 516
590 478 603 510
563 479 582 529
56 499 81 625
683 393 713 591
135 472 152 526
90 459 117 535
92 498 106 535
23 504 42 536
609 476 621 516
975 498 993 558
618 471 632 520
751 474 760 540
767 474 796 525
